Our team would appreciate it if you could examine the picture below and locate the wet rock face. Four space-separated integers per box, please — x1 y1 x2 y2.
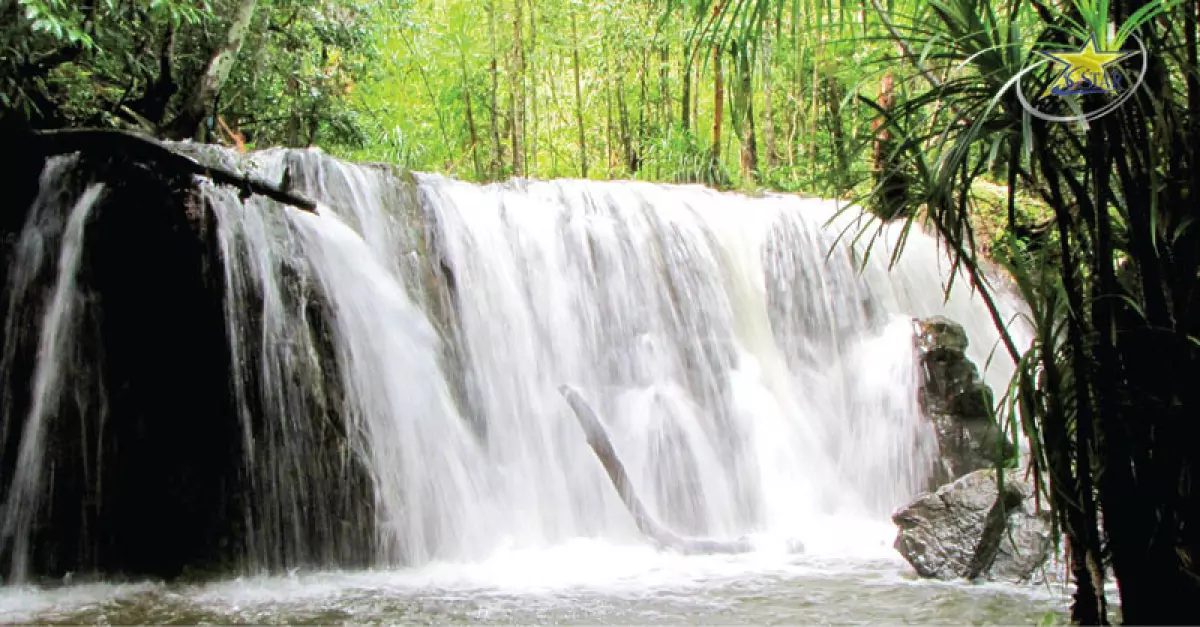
894 317 1044 583
892 469 1053 582
0 145 382 582
914 316 1014 485
0 150 248 581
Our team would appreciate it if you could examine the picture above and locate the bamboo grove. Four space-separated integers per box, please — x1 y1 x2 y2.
3 0 1200 623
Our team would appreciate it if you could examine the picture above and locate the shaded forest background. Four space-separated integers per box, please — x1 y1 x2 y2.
4 0 1200 625
3 0 928 196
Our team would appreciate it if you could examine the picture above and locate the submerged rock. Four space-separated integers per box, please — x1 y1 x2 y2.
892 469 1053 582
914 316 1014 484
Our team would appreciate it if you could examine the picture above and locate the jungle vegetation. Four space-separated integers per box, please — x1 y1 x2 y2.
2 0 1199 623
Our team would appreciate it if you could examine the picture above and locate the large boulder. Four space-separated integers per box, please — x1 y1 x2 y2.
915 316 1014 484
893 469 1053 582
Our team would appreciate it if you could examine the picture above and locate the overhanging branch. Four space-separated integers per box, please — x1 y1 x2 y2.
33 128 317 213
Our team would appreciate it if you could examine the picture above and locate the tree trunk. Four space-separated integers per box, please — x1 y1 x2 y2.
527 0 537 173
710 0 726 163
305 97 321 146
808 41 821 176
603 27 614 178
659 42 671 131
460 49 483 180
711 44 723 161
872 73 907 217
639 47 650 169
1048 166 1108 626
510 0 525 177
487 0 503 178
617 74 635 174
822 72 845 187
571 11 588 178
734 43 757 182
762 33 777 170
285 75 302 147
128 24 179 127
681 56 692 132
166 0 259 140
788 30 803 169
302 45 328 147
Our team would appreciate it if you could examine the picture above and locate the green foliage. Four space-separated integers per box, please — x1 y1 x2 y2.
0 0 394 147
4 0 202 123
222 0 395 148
841 0 1200 622
2 0 912 192
315 0 894 190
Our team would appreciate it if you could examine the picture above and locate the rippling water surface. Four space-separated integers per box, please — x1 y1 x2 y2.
2 539 1068 624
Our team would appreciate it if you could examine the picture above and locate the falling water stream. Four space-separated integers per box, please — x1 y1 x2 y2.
0 157 105 583
0 149 1067 623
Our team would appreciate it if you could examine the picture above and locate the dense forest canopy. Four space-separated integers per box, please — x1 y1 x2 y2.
3 0 909 195
1 0 379 144
4 0 1200 624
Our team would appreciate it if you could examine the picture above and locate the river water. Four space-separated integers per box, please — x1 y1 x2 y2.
2 543 1068 623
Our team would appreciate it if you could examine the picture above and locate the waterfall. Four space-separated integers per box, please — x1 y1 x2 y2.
0 157 104 580
415 175 1026 543
1 148 1030 579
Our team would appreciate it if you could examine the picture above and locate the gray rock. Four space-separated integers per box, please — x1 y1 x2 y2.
892 469 1053 582
914 316 1015 484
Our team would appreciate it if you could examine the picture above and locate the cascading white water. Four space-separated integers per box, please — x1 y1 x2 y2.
288 206 497 564
0 157 104 580
416 176 1028 550
201 148 1029 570
1 147 1030 582
206 158 495 569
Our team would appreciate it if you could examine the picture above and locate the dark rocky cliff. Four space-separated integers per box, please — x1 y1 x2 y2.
0 135 381 582
0 144 247 581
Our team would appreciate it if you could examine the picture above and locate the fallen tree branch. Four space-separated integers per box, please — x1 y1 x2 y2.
32 128 317 213
557 384 754 555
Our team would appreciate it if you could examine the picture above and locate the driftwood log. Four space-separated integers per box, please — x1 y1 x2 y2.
31 128 318 212
558 384 754 555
